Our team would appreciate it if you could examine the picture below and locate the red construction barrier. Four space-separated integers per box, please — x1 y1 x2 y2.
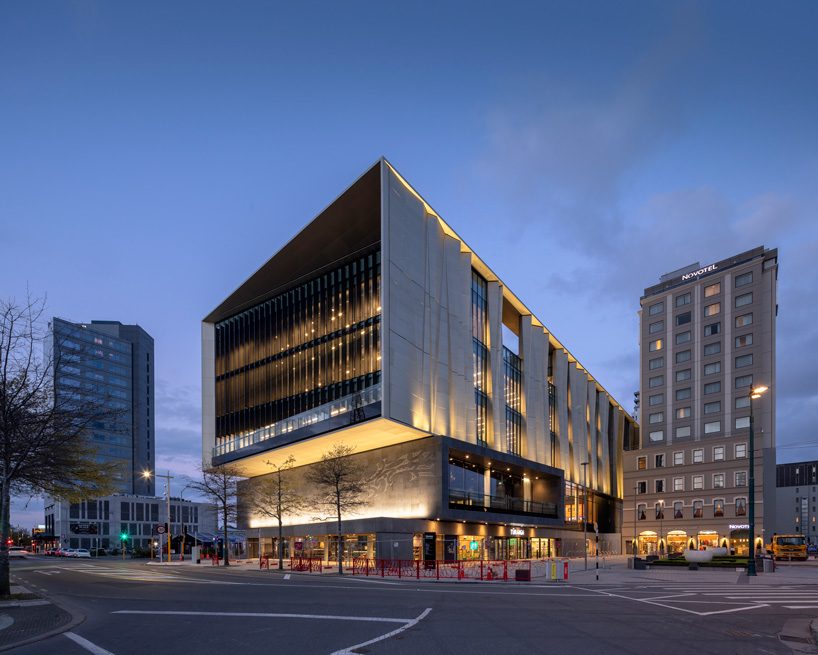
348 559 533 581
289 557 323 572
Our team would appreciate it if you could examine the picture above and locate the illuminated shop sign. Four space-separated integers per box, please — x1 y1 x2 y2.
681 264 718 281
729 524 750 530
509 528 524 536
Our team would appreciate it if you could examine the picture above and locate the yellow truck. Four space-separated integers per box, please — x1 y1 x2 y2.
767 534 807 561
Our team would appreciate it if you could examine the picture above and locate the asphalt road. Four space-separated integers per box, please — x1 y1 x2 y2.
6 557 816 654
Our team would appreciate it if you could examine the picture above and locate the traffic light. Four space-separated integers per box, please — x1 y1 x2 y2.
120 531 128 542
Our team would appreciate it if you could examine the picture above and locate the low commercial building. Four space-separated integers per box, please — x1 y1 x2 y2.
775 461 818 544
45 494 217 551
202 159 637 565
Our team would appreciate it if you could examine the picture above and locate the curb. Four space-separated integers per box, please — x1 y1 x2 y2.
0 579 85 653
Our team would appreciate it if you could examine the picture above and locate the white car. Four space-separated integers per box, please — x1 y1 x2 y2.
72 549 91 558
60 548 76 557
8 546 30 558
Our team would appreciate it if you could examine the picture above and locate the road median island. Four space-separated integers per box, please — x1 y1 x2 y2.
0 582 83 653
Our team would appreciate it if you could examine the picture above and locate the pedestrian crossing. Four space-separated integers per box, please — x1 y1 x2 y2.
606 582 818 612
31 563 208 583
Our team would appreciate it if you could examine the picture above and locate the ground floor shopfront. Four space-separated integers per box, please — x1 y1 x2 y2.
629 524 761 556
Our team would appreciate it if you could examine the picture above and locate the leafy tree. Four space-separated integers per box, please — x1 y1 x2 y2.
249 455 305 570
306 444 369 575
188 464 244 566
0 295 119 595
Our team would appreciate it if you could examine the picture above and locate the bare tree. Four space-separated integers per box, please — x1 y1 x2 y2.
0 295 120 595
188 464 244 566
248 455 305 570
306 444 369 575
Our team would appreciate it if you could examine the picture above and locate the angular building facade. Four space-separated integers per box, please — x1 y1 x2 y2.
202 160 637 563
623 247 778 556
48 318 155 495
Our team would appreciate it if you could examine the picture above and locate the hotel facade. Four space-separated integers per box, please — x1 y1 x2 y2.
623 247 778 556
202 160 637 564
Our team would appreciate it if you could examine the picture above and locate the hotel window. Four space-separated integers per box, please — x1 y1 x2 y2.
676 406 691 419
503 347 523 455
704 342 721 356
649 430 664 442
655 454 665 468
637 480 647 494
735 354 753 369
735 272 753 287
704 381 721 395
735 334 753 348
693 448 703 463
649 393 664 406
735 443 747 458
735 395 751 409
713 445 725 461
676 388 691 401
673 451 684 466
649 320 664 334
649 357 664 370
655 502 665 519
704 282 721 297
676 425 691 439
637 456 647 470
638 503 647 520
649 375 664 388
472 271 490 445
735 375 753 389
714 499 725 517
735 416 750 429
735 471 747 487
735 292 753 307
675 331 691 345
704 361 721 376
676 369 691 382
692 475 704 490
693 500 704 518
735 313 753 328
649 339 663 352
676 293 691 307
704 302 721 317
674 501 684 518
676 312 691 326
713 473 725 489
704 322 720 337
735 497 747 516
704 401 721 415
676 350 691 364
649 302 664 316
649 412 664 424
705 421 721 434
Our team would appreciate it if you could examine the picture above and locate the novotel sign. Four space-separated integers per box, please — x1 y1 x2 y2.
681 264 718 281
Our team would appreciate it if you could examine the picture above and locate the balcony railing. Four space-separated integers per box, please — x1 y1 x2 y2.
448 490 559 519
212 383 381 459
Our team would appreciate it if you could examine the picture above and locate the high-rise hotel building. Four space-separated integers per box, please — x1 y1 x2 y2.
623 247 778 556
202 160 637 563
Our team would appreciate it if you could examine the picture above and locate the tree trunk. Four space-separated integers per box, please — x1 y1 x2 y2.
0 480 10 596
278 517 284 571
222 504 230 567
336 494 342 576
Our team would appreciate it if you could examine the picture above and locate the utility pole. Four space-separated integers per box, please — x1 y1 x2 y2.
142 470 174 563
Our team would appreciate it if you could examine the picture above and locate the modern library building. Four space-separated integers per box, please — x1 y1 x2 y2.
202 160 637 564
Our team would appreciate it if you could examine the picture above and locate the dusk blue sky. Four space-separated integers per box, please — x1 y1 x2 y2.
2 1 817 528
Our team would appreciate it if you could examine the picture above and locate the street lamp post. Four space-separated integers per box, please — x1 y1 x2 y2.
581 461 589 571
747 385 768 577
659 500 665 558
142 470 174 563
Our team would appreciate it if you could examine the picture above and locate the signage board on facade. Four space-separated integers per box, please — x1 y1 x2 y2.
70 522 98 534
509 528 524 536
681 264 718 281
729 524 750 530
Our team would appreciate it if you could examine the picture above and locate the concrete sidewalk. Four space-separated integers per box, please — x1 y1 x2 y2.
0 584 77 652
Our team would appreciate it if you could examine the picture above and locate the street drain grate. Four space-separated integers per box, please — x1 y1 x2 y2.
779 634 813 644
726 629 754 638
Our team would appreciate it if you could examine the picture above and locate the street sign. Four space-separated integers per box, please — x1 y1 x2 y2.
156 524 166 534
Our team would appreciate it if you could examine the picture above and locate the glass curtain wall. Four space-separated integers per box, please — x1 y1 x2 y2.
504 347 522 455
214 248 381 442
471 271 490 446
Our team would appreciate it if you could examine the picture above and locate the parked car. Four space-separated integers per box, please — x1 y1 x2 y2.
8 546 30 558
72 549 91 558
60 548 76 558
45 548 58 556
808 544 818 556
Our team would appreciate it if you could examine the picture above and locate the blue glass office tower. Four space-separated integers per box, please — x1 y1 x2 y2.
49 318 155 495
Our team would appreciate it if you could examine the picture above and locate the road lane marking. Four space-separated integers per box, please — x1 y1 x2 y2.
65 632 115 655
112 610 413 623
571 585 769 616
330 607 433 655
284 574 290 580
